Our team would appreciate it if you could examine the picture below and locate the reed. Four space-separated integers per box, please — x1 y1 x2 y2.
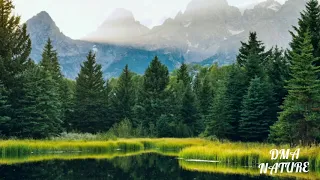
0 140 144 157
179 141 320 169
0 151 155 165
0 138 319 171
179 160 320 180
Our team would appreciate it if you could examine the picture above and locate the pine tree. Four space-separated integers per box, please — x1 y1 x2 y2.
180 85 198 136
144 56 169 94
12 67 62 139
0 0 32 133
224 65 247 140
266 47 290 106
141 56 169 130
60 78 75 132
0 82 10 136
206 81 233 140
199 75 213 116
0 0 32 87
103 79 114 129
111 64 135 123
193 74 202 98
239 77 275 142
289 0 320 61
245 51 266 81
73 51 106 133
156 114 175 137
39 38 69 129
271 33 320 145
236 32 270 67
177 63 191 85
40 38 62 81
197 75 213 135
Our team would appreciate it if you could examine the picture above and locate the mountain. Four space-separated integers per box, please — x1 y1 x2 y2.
83 8 150 44
26 11 184 79
26 0 307 78
132 0 305 63
142 0 244 63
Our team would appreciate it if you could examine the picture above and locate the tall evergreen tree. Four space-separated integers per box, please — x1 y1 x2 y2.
289 0 320 60
193 74 202 99
236 32 270 67
0 82 10 136
266 47 290 106
103 79 114 129
206 81 233 140
144 56 169 94
180 85 198 136
0 0 32 132
223 65 247 140
39 38 62 80
73 51 106 133
0 0 32 87
237 32 271 82
199 75 213 116
60 79 75 131
177 63 191 85
111 64 135 123
12 67 62 138
39 38 72 131
271 33 320 145
141 56 169 130
239 77 275 142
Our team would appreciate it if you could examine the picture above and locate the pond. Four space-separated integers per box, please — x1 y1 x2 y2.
0 153 299 180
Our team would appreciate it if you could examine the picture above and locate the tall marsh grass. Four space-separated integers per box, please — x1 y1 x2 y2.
0 140 143 157
179 160 320 180
179 141 320 169
0 138 319 173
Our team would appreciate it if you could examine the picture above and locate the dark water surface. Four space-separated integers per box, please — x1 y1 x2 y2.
0 154 296 180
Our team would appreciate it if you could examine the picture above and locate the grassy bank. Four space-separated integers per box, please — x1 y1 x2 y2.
179 160 320 180
0 139 144 157
178 141 320 170
0 138 206 158
0 138 319 170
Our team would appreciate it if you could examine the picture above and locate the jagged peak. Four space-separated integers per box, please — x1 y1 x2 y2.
175 11 183 19
185 0 229 12
254 0 281 11
106 8 135 22
31 11 54 22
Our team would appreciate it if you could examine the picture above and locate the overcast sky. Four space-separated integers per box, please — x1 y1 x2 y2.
12 0 287 39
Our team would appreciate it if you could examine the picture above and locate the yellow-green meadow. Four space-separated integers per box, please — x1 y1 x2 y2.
0 138 319 179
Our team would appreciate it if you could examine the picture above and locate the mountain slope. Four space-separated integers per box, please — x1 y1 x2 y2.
26 11 183 79
134 0 305 63
83 8 150 44
26 0 307 78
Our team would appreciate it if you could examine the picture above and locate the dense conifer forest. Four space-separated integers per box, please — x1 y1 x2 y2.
1 0 320 146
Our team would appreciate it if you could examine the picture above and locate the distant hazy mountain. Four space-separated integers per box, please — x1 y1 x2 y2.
26 11 184 79
134 0 305 64
83 8 150 44
26 0 307 78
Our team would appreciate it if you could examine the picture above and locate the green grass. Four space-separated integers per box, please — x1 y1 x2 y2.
0 138 319 179
178 141 320 169
179 160 320 180
0 140 144 157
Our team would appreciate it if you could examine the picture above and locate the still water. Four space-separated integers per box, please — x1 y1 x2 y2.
0 153 297 180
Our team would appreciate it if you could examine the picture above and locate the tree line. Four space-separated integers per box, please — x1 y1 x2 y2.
0 0 320 145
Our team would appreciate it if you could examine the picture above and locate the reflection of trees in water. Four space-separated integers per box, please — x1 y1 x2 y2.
0 154 290 180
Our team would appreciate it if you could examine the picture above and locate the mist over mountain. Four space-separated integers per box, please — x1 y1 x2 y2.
83 8 150 44
26 11 183 79
26 0 307 78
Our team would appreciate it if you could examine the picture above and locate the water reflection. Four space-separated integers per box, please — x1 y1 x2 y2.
0 153 294 180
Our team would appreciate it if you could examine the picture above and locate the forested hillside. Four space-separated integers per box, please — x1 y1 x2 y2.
0 0 320 146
